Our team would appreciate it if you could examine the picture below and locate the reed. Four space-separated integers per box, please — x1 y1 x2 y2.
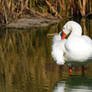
0 0 92 25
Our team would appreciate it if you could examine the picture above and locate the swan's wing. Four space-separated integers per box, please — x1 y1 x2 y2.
82 35 92 56
65 36 92 61
82 35 92 44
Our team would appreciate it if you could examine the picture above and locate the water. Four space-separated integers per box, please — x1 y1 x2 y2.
53 76 92 92
0 18 92 92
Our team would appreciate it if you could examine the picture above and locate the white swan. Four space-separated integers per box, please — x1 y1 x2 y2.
51 21 92 65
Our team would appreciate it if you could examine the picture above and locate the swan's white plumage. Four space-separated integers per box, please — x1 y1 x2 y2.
51 34 66 65
51 21 92 65
65 35 92 61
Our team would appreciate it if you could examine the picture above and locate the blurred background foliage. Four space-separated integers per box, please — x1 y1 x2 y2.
0 0 92 25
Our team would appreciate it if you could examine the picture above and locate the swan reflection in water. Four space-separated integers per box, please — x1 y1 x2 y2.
53 76 92 92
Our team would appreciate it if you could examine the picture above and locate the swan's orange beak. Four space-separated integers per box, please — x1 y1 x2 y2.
61 31 67 40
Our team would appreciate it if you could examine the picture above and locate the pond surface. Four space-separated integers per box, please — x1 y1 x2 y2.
0 18 92 92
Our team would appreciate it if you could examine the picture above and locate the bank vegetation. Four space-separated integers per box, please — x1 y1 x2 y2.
0 0 92 26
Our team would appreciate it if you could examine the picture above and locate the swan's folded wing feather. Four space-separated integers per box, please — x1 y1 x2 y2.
82 35 92 44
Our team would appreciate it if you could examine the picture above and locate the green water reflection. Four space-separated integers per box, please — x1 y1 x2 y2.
53 76 92 92
0 18 92 92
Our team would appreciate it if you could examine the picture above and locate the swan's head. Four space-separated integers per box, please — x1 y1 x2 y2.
61 21 82 40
